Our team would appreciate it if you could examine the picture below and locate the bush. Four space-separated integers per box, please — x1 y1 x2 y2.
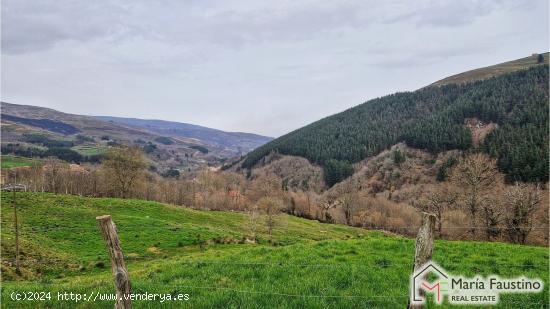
1 144 45 157
154 137 174 145
163 169 180 178
143 142 157 154
84 154 102 163
391 150 406 166
23 133 73 148
436 156 458 181
44 148 83 163
75 134 95 143
190 145 209 154
354 197 420 236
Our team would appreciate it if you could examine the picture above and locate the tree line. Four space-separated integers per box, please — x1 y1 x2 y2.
3 146 547 245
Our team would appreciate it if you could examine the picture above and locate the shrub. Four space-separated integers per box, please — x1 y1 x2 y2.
154 137 174 145
163 169 180 178
75 134 95 143
437 155 457 181
143 142 157 154
44 148 83 163
23 133 73 148
190 145 209 154
392 150 406 166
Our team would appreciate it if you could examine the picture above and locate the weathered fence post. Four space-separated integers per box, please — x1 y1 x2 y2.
13 189 20 274
96 215 132 309
408 212 436 309
2 184 26 275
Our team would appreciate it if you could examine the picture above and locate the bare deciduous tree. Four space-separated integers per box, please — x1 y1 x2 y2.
257 197 282 236
337 180 359 225
481 203 501 240
414 185 457 236
44 157 67 194
451 153 498 237
102 147 147 198
247 203 260 242
319 200 339 223
504 183 541 244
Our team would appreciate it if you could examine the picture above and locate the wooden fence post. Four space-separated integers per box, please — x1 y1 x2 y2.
13 189 20 274
2 184 26 275
408 212 436 309
96 215 132 309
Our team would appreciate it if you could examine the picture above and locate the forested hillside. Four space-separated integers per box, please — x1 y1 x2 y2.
243 66 549 186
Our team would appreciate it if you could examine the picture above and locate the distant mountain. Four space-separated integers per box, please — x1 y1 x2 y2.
0 102 271 171
0 102 156 141
243 54 549 186
95 116 273 155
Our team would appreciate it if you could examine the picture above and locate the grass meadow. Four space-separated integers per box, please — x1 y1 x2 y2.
1 193 548 308
0 155 38 169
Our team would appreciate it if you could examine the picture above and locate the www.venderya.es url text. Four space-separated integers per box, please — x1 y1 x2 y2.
10 291 190 303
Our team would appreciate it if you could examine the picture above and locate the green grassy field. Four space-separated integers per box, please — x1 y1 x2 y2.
0 155 39 169
1 193 548 308
71 145 107 156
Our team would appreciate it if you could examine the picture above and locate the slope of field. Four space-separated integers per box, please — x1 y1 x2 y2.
431 52 549 86
0 155 38 169
1 193 548 308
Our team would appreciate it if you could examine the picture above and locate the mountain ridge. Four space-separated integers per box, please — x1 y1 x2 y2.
0 102 272 171
431 52 549 87
95 115 272 154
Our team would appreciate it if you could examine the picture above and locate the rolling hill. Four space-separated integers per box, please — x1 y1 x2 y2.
1 193 548 308
95 116 272 155
1 102 271 171
242 55 549 186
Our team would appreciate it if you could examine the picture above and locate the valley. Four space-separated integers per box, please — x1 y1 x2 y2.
1 102 272 174
2 2 549 307
1 54 549 308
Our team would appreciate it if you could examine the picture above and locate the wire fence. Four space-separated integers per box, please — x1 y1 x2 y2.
1 223 548 306
2 280 547 307
5 252 548 267
1 221 548 268
2 224 549 231
2 253 548 270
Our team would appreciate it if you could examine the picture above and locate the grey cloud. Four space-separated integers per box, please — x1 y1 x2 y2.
4 0 508 55
382 0 529 27
1 1 133 54
1 0 547 136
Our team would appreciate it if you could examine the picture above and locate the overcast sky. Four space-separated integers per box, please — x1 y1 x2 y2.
1 0 548 137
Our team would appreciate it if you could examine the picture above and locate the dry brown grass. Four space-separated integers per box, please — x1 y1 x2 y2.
431 52 549 86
